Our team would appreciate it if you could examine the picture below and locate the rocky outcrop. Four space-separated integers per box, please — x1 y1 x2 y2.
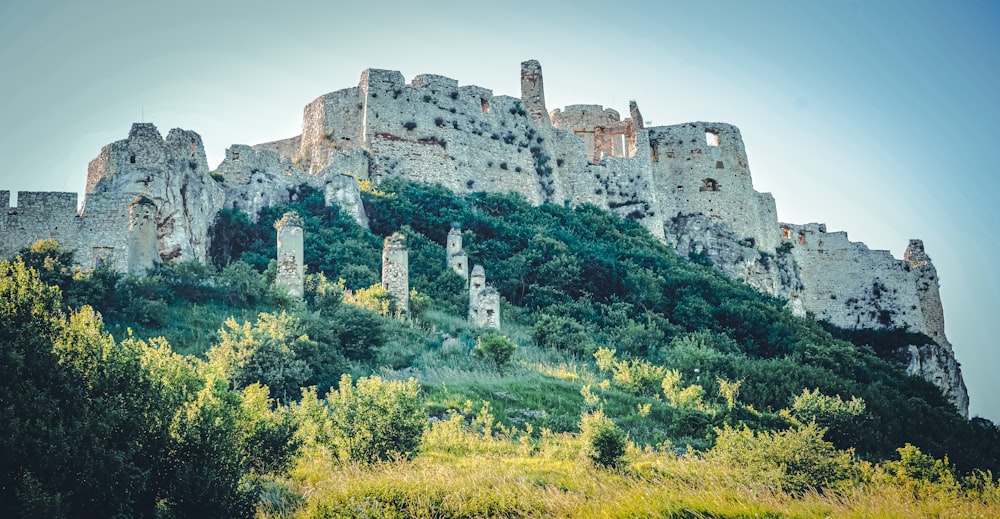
86 123 225 264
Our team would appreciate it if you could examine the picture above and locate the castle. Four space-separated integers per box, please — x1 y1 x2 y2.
0 60 967 416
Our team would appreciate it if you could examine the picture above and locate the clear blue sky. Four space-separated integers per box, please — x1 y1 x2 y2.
1 0 997 420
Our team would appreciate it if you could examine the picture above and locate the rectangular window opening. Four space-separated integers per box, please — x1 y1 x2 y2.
481 98 489 113
705 130 720 147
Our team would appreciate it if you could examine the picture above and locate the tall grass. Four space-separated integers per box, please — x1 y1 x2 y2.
262 423 1000 518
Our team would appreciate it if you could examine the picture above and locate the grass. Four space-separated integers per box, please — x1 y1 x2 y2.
262 425 1000 519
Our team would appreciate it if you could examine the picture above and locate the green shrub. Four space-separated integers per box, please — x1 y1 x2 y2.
708 422 856 494
326 374 427 463
474 333 517 372
579 409 626 468
532 314 594 357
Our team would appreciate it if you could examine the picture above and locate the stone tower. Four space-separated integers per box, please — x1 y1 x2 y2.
127 195 158 273
471 287 501 330
382 232 409 315
469 264 486 318
275 212 304 299
446 225 469 279
520 60 551 125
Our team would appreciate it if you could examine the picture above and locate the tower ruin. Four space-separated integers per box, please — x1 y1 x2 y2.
382 232 409 315
275 211 304 299
446 225 469 279
520 60 550 125
471 287 501 330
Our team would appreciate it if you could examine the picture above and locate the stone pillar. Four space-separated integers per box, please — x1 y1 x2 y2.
469 264 486 320
520 60 551 125
471 287 501 330
446 226 469 279
275 212 304 299
382 232 409 314
127 195 158 274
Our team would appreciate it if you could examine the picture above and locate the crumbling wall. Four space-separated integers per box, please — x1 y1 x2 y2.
0 190 135 272
649 122 780 255
253 135 302 160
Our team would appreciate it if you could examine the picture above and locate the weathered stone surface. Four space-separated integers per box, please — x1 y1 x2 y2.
381 232 408 315
275 211 304 299
85 124 225 265
324 174 368 229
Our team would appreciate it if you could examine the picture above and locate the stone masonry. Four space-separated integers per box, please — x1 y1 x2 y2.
446 225 469 279
381 232 408 315
0 60 967 416
275 211 305 299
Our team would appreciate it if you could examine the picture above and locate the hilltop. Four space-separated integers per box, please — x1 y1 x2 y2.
0 60 968 415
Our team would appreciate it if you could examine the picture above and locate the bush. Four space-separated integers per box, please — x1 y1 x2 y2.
474 333 517 372
579 409 626 468
708 422 856 494
326 375 427 463
532 314 594 357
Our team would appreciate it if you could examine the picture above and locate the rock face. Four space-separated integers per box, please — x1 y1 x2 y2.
85 124 225 265
0 60 969 416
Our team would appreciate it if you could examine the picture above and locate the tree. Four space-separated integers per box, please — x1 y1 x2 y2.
207 312 314 402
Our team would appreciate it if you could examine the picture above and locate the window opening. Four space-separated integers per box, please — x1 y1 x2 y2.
611 133 627 158
798 232 807 245
781 226 792 240
129 153 136 164
705 130 720 147
701 178 720 192
480 98 489 113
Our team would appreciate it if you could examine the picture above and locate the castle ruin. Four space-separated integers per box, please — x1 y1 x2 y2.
0 60 968 415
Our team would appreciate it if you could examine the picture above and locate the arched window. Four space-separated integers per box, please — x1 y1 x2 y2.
700 178 720 192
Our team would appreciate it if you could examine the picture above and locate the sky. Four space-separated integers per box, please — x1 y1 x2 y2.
1 0 997 420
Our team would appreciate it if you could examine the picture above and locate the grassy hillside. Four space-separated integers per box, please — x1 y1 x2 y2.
5 179 1000 518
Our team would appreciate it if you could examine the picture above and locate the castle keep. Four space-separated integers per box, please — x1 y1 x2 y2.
0 60 968 416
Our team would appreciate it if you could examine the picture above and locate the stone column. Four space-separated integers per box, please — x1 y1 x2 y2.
275 212 304 299
382 232 409 314
446 226 468 279
520 60 551 125
468 264 485 320
471 287 501 330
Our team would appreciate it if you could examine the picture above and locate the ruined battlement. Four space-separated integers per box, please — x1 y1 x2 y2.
5 191 79 216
